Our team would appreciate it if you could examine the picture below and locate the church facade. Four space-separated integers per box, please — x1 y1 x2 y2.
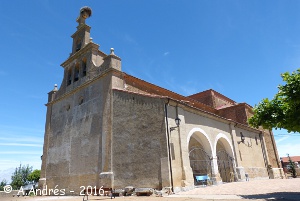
39 7 283 194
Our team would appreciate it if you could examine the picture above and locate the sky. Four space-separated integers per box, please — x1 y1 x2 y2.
1 0 300 181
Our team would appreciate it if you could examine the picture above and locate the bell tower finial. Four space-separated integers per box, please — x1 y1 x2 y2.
71 6 92 54
76 6 92 26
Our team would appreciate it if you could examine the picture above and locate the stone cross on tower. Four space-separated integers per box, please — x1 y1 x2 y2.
76 6 92 26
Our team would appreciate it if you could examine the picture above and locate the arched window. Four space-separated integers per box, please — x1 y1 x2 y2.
82 58 87 77
67 68 72 86
76 38 82 52
74 64 79 82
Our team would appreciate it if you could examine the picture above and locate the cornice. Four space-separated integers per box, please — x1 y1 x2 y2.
46 68 121 106
71 24 91 38
60 42 106 67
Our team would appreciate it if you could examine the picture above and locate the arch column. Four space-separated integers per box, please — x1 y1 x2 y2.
211 157 222 184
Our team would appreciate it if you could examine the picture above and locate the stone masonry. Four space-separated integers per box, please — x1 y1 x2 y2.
39 7 283 195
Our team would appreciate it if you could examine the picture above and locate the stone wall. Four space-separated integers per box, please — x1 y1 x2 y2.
296 168 300 176
0 190 19 197
112 90 169 189
218 104 250 125
269 168 284 179
243 167 269 179
234 128 266 169
188 90 215 108
263 130 280 168
43 74 113 194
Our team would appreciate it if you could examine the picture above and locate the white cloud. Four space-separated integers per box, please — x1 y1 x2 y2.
276 136 290 143
207 81 224 91
276 142 300 157
178 80 204 96
273 129 300 157
0 159 42 180
0 167 15 183
0 151 41 155
0 143 42 147
180 85 198 96
164 52 170 56
0 124 44 133
123 34 138 45
0 136 43 143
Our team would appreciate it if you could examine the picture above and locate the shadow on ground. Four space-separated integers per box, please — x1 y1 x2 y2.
239 192 300 200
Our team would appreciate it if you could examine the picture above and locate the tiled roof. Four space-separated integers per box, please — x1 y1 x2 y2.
122 73 217 114
281 156 300 163
118 72 258 128
189 89 237 105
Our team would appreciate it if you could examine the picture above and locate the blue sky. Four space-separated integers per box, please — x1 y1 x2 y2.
1 0 300 180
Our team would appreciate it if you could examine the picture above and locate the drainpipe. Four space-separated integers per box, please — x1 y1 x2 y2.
259 132 270 178
164 98 174 192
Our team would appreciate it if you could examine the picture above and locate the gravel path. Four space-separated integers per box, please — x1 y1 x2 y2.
1 178 300 200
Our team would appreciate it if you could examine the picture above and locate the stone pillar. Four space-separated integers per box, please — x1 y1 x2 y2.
229 123 245 181
39 86 58 190
177 127 195 191
177 108 195 191
99 172 114 188
211 157 222 184
103 48 121 71
99 72 114 188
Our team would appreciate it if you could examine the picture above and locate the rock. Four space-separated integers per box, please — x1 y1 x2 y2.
114 189 125 196
124 186 135 196
134 188 153 196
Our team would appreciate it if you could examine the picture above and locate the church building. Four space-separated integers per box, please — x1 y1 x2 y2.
40 7 283 194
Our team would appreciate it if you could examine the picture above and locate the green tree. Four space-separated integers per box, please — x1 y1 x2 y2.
27 169 40 183
249 69 300 133
10 164 33 190
0 179 7 191
287 154 297 178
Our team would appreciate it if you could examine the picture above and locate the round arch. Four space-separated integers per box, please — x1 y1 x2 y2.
187 128 214 184
213 133 235 158
214 133 235 183
187 128 213 155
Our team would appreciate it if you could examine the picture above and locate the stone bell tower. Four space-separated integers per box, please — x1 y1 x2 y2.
39 6 122 194
72 7 92 55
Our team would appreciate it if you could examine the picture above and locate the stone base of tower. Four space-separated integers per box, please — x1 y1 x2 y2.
99 172 114 188
38 178 47 190
269 168 284 179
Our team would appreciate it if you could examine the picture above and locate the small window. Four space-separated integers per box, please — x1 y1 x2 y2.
74 64 79 82
76 38 82 52
79 97 84 105
82 58 87 77
67 69 72 85
66 104 71 111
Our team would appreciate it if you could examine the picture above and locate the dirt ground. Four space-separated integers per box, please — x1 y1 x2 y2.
0 196 206 201
1 178 300 201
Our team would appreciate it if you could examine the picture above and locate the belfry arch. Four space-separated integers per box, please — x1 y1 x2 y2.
214 134 235 183
187 128 213 183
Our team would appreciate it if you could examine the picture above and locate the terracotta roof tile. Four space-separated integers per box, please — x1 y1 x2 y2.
281 156 300 163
